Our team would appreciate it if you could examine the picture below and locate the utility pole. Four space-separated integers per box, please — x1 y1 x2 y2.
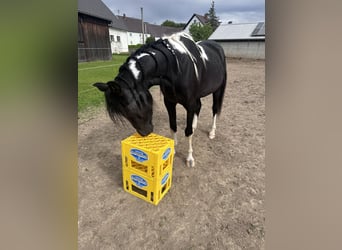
141 7 145 44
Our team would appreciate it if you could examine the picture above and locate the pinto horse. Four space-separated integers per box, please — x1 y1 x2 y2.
94 32 227 167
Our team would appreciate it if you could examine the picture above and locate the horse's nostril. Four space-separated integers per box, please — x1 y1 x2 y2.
138 130 150 137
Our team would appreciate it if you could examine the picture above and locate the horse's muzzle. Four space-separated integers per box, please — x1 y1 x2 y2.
137 124 153 137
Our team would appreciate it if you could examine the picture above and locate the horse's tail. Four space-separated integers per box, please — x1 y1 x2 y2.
215 56 227 115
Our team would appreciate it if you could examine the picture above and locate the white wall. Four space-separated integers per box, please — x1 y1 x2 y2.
127 32 150 45
109 28 129 54
218 41 265 59
110 28 152 53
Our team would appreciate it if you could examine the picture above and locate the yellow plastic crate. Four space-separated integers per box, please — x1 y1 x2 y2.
121 133 174 205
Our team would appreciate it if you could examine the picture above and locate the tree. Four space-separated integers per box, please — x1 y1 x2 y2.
161 20 185 28
206 0 220 30
189 23 213 42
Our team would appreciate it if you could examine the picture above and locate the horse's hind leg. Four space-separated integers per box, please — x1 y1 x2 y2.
209 82 226 139
185 109 196 167
209 92 219 139
209 114 217 139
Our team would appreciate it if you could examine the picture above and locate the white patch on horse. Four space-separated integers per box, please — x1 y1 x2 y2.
209 114 217 139
167 36 186 54
196 43 209 66
192 114 198 130
128 59 140 80
166 33 199 79
186 135 195 167
136 51 156 61
136 53 149 59
170 129 177 154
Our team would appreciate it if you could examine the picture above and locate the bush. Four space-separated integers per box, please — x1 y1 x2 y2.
128 44 143 54
128 44 142 50
189 23 213 42
145 36 156 44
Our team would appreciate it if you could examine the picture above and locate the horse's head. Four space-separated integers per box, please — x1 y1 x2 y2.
94 81 153 136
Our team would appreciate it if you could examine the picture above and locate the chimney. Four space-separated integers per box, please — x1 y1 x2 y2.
123 13 126 19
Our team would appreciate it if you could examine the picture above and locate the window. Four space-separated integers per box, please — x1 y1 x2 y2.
117 36 121 42
110 35 114 42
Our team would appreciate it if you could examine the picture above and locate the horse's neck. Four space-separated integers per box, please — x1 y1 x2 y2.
127 66 166 90
146 77 167 87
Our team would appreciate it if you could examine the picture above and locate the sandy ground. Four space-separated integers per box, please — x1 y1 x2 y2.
78 58 265 249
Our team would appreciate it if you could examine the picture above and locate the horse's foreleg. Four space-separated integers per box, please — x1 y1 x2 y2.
210 85 224 139
192 114 198 130
185 110 196 167
209 114 217 139
186 104 200 166
170 129 177 146
164 99 177 145
186 135 194 167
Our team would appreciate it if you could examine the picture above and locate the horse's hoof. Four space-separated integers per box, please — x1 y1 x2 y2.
186 158 195 168
209 131 215 139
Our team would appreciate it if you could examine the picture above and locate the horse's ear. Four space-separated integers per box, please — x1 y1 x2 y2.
93 82 108 92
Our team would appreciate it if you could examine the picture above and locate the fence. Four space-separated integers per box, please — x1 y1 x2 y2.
78 46 112 62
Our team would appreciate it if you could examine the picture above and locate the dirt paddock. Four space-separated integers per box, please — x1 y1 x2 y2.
78 58 265 249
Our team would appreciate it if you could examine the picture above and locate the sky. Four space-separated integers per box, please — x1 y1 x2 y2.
102 0 265 25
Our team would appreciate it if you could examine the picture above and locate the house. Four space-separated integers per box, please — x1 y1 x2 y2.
183 14 209 34
209 22 265 59
78 0 182 60
145 23 182 40
108 15 129 54
78 0 129 61
117 15 181 46
78 0 112 61
117 15 148 45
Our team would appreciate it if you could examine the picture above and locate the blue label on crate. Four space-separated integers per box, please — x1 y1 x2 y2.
162 148 171 160
130 149 148 162
131 175 148 188
161 173 169 185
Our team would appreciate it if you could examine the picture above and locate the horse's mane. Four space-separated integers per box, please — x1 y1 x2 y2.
104 82 128 124
116 40 162 85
